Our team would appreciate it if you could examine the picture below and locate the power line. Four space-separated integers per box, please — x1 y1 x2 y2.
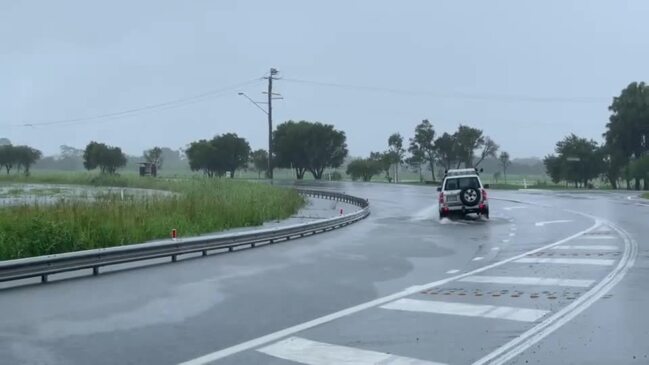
282 77 609 104
11 78 263 128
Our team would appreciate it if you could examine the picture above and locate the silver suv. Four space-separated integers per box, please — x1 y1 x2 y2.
437 168 489 219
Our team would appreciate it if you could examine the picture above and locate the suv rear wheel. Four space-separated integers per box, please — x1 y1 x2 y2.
460 187 481 206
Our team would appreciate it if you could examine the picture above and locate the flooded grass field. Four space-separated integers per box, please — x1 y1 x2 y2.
0 175 304 260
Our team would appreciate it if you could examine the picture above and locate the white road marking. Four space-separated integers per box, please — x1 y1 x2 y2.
552 245 618 250
176 221 601 365
534 220 572 227
445 269 460 274
504 206 526 211
516 257 615 266
473 222 637 365
510 226 517 231
502 239 510 243
381 299 548 323
472 257 484 261
459 275 594 288
581 235 616 240
509 233 515 237
257 337 444 365
492 247 500 251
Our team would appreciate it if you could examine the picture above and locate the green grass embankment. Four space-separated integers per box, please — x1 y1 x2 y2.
0 173 304 260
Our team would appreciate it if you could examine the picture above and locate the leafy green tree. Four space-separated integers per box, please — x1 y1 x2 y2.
434 132 458 171
0 138 11 146
83 142 127 174
13 146 42 176
629 156 649 190
273 121 348 180
474 137 499 167
185 139 220 177
185 134 250 178
0 145 17 174
250 149 269 178
388 133 405 182
605 82 649 190
409 120 437 181
499 151 511 183
543 155 563 184
346 158 383 182
453 125 485 168
143 147 164 170
212 133 250 178
370 151 393 182
544 134 604 188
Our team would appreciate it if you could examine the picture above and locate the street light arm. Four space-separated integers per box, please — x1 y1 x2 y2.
238 92 268 115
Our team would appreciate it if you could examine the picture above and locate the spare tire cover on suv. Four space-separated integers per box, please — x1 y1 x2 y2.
460 187 481 207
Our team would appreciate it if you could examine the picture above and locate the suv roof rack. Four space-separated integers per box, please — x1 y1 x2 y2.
444 168 483 177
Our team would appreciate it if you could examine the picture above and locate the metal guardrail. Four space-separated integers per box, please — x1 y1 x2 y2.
0 189 370 284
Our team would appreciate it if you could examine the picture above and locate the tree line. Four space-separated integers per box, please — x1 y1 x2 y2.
347 121 510 183
544 82 649 190
0 142 43 176
185 120 348 179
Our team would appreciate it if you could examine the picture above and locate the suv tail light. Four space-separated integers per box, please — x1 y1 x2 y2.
438 192 445 204
481 188 487 202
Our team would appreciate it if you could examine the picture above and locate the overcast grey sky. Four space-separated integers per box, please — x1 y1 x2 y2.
1 0 647 158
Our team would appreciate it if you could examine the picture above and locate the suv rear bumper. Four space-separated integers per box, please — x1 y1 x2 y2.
443 204 489 214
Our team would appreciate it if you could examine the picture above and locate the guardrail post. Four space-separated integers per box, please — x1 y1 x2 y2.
41 274 48 283
228 247 234 252
92 267 99 276
202 250 207 256
171 255 177 262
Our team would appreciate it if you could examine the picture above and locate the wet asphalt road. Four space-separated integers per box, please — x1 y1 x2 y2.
0 182 647 365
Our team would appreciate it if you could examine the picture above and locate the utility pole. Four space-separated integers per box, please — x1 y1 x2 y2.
238 68 282 183
264 68 280 182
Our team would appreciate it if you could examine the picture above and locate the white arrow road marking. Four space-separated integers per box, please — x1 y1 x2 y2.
535 220 572 227
258 336 445 365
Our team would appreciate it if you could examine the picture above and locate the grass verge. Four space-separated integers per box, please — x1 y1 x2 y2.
0 174 304 260
642 192 649 199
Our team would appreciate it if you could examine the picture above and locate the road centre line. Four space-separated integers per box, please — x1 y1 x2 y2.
535 220 572 227
177 219 601 365
516 257 614 266
257 336 443 365
446 269 460 274
381 298 549 323
552 245 618 250
473 222 637 365
459 275 594 288
472 257 484 261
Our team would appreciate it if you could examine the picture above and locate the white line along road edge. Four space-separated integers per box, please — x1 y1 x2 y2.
472 221 637 365
177 219 603 365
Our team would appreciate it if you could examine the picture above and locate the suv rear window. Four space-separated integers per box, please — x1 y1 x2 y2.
444 177 480 191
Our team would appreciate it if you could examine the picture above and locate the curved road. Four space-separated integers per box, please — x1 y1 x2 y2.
0 183 646 364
